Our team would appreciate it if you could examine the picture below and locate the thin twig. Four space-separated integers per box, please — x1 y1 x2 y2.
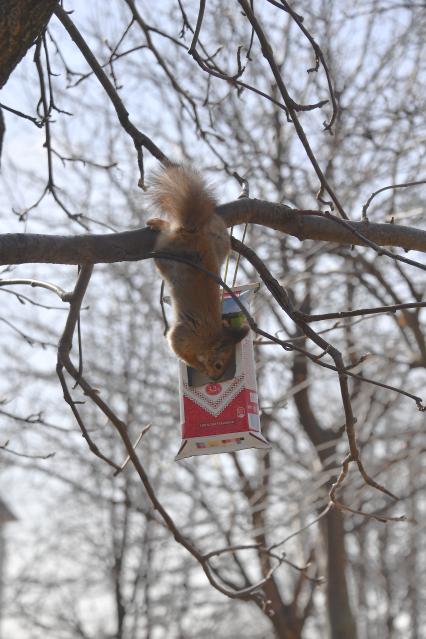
188 0 206 54
297 301 426 323
268 502 332 551
114 424 152 476
229 238 420 501
362 178 426 220
0 440 55 460
159 279 169 335
278 0 338 130
0 278 71 300
238 0 348 218
54 5 168 186
56 265 121 471
301 209 426 272
0 102 44 127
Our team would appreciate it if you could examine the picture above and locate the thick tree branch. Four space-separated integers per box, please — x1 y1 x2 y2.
1 199 425 265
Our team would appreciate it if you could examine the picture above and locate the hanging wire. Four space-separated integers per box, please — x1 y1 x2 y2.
232 222 248 287
160 279 169 335
223 173 250 299
222 226 233 302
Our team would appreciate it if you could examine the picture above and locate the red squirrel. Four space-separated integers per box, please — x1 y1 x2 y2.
147 165 248 380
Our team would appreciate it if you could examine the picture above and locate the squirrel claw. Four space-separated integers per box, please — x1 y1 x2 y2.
146 218 169 231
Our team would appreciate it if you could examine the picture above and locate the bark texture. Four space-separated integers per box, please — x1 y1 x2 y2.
1 200 425 266
0 0 58 89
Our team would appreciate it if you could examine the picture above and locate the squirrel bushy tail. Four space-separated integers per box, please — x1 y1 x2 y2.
149 165 216 231
147 163 248 379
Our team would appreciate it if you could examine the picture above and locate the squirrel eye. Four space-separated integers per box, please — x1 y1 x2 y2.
214 362 222 370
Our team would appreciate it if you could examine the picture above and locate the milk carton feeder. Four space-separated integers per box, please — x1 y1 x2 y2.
175 283 270 460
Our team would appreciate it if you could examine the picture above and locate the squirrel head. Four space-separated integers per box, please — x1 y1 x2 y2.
169 321 249 380
194 322 249 380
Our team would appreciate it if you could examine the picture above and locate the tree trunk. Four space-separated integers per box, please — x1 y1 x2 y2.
324 509 357 639
264 578 302 639
0 0 58 89
292 325 357 639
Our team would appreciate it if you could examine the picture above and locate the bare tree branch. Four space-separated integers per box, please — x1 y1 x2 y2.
54 5 168 185
1 199 426 266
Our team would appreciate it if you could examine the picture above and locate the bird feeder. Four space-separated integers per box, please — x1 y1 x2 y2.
175 283 270 460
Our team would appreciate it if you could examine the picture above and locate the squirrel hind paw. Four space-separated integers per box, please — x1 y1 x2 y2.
146 218 170 231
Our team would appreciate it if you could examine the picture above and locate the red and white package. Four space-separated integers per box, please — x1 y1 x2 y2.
175 283 270 460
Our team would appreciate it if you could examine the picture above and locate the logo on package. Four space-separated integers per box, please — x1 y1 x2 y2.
205 383 222 396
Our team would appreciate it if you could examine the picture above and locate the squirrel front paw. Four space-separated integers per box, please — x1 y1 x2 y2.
146 218 170 231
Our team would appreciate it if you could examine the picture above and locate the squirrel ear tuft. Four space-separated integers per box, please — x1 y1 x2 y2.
221 322 249 345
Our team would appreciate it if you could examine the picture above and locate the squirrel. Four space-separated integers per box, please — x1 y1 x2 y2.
146 164 248 380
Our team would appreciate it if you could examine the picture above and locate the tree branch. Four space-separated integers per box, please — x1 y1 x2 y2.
54 5 168 183
1 199 425 266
